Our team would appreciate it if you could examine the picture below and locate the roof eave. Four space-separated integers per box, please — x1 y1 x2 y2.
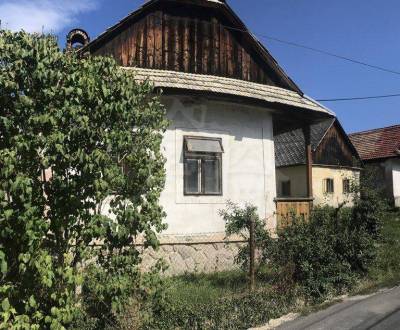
125 67 332 117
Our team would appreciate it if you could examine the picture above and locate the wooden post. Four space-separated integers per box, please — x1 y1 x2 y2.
249 216 255 292
303 126 313 198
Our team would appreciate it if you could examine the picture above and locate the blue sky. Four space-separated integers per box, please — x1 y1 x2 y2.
1 0 399 133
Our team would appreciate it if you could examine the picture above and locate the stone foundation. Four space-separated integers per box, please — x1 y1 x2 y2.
139 233 245 276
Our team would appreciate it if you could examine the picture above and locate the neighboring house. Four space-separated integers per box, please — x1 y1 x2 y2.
350 125 400 208
68 0 334 273
275 118 362 211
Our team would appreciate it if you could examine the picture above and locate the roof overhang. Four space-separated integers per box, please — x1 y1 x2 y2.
362 155 400 163
125 67 335 120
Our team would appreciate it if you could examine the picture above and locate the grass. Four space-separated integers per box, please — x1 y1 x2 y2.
164 269 274 307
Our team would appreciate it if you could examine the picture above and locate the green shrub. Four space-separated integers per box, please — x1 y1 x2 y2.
365 211 400 289
268 206 377 302
0 30 168 329
269 194 384 303
219 201 273 271
72 261 169 330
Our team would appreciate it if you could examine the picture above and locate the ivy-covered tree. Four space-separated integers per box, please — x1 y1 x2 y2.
0 30 168 329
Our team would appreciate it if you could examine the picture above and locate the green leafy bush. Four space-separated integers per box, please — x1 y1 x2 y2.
352 167 388 239
0 30 168 329
69 261 169 330
270 194 384 302
367 211 400 287
219 201 273 271
269 206 377 302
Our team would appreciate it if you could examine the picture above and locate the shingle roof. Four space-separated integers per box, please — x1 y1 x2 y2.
275 119 335 167
126 68 334 115
349 124 400 161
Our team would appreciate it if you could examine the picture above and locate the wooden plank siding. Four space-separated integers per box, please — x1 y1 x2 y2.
275 199 313 228
313 123 358 168
91 7 287 87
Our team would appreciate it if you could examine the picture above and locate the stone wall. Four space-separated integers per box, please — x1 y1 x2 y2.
139 234 245 276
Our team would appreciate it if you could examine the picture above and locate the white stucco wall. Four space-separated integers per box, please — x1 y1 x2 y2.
159 95 277 235
312 166 360 207
376 158 400 207
390 159 400 207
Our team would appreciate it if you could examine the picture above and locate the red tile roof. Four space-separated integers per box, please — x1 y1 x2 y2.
349 124 400 161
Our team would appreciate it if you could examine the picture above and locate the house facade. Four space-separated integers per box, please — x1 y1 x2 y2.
350 125 400 208
70 0 333 273
275 118 362 218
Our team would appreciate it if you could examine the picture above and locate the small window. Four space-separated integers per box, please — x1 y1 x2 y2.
281 180 291 197
324 178 334 194
343 179 351 194
183 136 223 195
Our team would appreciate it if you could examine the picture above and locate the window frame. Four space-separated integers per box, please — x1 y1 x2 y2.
183 136 223 196
324 178 335 194
343 178 351 194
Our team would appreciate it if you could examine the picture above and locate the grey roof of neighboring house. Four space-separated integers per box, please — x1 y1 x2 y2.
126 68 334 115
275 118 336 167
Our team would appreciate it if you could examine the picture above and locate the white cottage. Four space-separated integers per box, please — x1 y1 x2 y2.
71 0 334 273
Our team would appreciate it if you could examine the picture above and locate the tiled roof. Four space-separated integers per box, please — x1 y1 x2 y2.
349 124 400 161
126 68 334 115
275 119 335 167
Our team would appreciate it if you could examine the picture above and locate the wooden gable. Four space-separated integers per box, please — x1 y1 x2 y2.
84 0 301 92
313 121 361 168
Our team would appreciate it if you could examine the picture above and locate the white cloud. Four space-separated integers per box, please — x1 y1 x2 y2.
0 0 99 33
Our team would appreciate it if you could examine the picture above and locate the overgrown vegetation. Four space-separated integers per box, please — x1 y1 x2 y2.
355 209 400 294
146 209 399 330
265 205 378 302
151 170 389 329
51 147 399 329
221 165 389 304
147 271 294 330
0 31 168 329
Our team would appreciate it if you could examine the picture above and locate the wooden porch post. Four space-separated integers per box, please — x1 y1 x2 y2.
303 126 313 198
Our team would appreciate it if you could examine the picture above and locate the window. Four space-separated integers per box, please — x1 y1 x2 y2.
280 180 291 197
324 178 334 194
183 136 223 195
343 179 351 194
